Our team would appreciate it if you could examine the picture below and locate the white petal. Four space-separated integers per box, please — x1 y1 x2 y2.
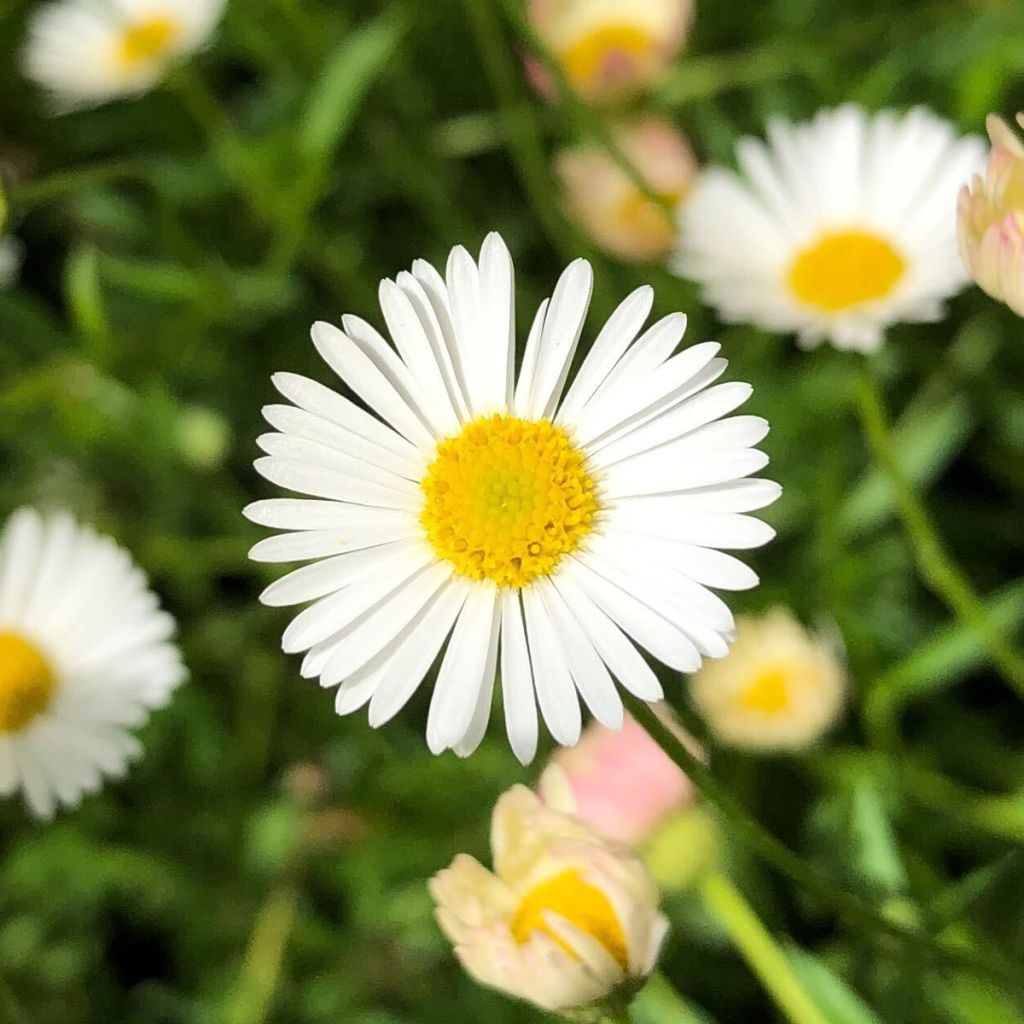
254 456 420 510
248 521 416 563
522 585 581 746
499 589 538 765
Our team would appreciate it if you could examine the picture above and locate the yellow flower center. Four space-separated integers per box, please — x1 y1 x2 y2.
737 666 791 715
561 23 657 94
0 632 56 733
788 230 905 312
511 868 629 970
614 187 685 256
419 415 599 589
118 16 180 68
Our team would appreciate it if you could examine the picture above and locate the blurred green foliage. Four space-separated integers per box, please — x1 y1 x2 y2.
1 0 1024 1022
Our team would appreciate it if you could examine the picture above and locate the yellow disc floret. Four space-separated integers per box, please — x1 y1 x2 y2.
420 415 599 589
0 631 56 733
118 16 180 68
561 23 656 94
736 666 791 715
511 868 629 970
789 229 905 312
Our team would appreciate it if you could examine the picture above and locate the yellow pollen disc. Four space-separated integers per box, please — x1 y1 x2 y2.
615 187 685 254
118 16 180 68
419 415 599 589
561 23 656 93
788 230 905 312
0 632 56 733
511 868 629 970
737 667 791 715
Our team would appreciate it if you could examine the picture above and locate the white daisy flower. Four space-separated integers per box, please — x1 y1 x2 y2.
0 508 185 818
246 232 778 763
23 0 226 109
673 105 987 353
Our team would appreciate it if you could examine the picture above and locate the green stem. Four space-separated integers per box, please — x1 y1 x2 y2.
12 161 147 210
223 880 300 1024
462 0 576 262
698 872 828 1024
631 972 710 1024
624 696 1024 1002
855 365 1024 700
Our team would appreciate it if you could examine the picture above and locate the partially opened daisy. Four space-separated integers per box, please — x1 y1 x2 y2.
23 0 226 109
246 233 778 762
0 508 186 818
674 105 986 352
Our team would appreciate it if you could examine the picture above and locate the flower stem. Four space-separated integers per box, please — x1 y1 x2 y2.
630 972 710 1024
624 695 1024 1002
222 880 300 1024
698 872 828 1024
855 364 1024 700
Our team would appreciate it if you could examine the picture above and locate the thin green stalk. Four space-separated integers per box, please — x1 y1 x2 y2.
12 161 147 210
223 880 300 1024
624 695 1024 1001
631 972 710 1024
855 365 1024 700
699 872 828 1024
462 0 576 262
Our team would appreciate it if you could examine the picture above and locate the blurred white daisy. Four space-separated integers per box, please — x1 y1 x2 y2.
674 105 986 353
689 607 846 751
0 508 185 818
23 0 226 109
246 232 778 763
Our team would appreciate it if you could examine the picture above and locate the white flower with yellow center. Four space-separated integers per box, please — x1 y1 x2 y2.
528 0 692 104
689 607 846 751
430 785 668 1014
23 0 226 108
0 508 185 818
674 105 986 353
246 233 778 762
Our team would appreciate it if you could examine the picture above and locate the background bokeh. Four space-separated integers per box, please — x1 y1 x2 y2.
2 0 1024 1021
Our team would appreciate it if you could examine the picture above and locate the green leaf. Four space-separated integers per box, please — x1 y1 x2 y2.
785 948 884 1024
299 13 405 164
838 395 972 538
64 243 110 358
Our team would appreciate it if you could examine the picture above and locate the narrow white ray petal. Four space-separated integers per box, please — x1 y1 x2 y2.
588 382 753 469
271 372 423 472
259 540 421 607
243 499 413 532
334 657 390 715
605 506 775 550
320 562 452 686
551 573 664 701
582 313 687 413
478 231 515 408
512 298 549 416
368 579 471 728
557 285 653 423
396 269 472 421
535 579 623 730
255 433 420 494
564 557 702 673
526 259 594 419
262 403 421 481
0 507 43 623
573 342 721 446
280 543 434 652
522 585 581 747
310 321 436 450
601 449 770 499
378 279 461 434
426 583 500 754
254 457 421 511
612 478 782 514
499 589 538 765
445 245 489 416
610 533 760 591
21 512 77 628
453 621 501 758
248 521 416 563
342 312 453 440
